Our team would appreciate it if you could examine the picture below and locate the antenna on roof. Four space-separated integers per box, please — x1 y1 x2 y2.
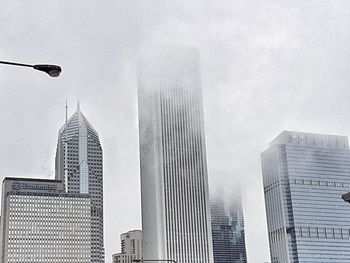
64 100 68 193
65 100 68 124
77 100 80 111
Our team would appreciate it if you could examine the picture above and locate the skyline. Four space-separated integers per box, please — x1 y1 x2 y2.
1 1 350 262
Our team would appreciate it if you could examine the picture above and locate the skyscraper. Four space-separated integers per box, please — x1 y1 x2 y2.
138 46 213 263
55 104 104 263
261 131 350 262
0 177 91 263
112 230 143 263
210 187 247 263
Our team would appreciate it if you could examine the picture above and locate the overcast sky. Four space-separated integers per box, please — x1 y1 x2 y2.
1 1 350 262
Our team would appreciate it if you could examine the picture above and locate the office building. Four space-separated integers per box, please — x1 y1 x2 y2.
55 103 104 263
138 46 213 263
210 188 247 263
112 230 143 263
0 177 91 263
261 131 350 262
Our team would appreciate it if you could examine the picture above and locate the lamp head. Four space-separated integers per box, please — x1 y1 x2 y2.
342 192 350 203
33 64 62 77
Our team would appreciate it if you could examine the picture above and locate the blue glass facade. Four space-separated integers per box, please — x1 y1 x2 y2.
261 131 350 263
210 192 247 263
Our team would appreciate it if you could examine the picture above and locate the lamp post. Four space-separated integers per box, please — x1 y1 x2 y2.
133 259 177 263
0 60 62 77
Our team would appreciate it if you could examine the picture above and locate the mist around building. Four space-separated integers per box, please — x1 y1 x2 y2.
2 45 350 263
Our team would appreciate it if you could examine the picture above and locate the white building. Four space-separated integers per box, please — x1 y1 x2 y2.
112 230 143 263
0 177 91 263
138 46 213 263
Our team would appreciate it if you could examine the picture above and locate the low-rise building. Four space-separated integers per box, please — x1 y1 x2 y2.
0 177 92 263
112 230 143 263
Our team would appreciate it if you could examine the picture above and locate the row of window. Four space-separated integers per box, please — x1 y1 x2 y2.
290 178 350 188
295 226 350 240
264 179 350 193
270 227 350 243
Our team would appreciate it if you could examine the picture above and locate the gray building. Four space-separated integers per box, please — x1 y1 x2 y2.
55 104 104 263
261 131 350 262
0 177 91 263
138 46 213 263
112 230 143 263
210 188 247 263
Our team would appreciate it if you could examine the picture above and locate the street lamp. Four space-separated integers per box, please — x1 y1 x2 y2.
0 60 62 77
133 259 177 263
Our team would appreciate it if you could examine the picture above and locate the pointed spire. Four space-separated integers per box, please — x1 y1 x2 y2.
65 100 68 124
59 99 99 139
64 99 68 193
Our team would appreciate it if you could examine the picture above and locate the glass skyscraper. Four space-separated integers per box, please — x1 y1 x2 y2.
138 46 213 263
210 189 247 263
55 104 104 263
261 131 350 262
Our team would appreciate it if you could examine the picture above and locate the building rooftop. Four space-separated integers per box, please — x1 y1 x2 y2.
269 130 349 150
3 177 62 183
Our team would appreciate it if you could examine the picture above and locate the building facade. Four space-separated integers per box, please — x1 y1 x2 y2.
55 104 104 263
0 177 91 263
112 230 143 263
138 46 213 263
210 189 247 263
261 131 350 262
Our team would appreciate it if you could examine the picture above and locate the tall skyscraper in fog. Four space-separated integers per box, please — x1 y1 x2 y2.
210 189 247 263
261 131 350 263
55 104 104 263
138 46 213 263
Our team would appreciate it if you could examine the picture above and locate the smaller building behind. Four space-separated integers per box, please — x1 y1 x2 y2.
210 182 247 263
112 230 143 263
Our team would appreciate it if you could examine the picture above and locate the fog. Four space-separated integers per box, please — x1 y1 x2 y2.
1 1 350 262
